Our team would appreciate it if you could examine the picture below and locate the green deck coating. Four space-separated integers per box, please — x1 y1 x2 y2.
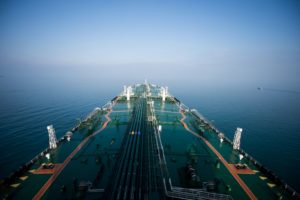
0 83 298 200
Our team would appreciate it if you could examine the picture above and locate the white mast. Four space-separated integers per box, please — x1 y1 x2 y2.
47 125 58 149
162 87 166 102
126 86 131 101
233 127 242 150
123 85 127 95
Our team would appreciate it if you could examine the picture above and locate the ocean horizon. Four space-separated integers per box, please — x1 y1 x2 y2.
0 74 299 191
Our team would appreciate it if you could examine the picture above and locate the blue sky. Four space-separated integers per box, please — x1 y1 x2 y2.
1 0 300 88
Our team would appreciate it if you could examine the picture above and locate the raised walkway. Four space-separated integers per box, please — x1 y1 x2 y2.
180 111 257 200
33 110 112 200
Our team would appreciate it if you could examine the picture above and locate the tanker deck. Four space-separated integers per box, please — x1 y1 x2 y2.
0 83 299 200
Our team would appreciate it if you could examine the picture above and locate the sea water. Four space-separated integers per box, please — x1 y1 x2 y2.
0 74 299 191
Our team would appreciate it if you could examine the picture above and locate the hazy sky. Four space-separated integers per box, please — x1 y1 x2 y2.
1 0 300 88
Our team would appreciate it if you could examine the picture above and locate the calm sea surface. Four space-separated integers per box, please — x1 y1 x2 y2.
0 76 299 191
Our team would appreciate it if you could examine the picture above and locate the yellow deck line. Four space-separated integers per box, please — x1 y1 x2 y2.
259 176 267 180
267 183 276 188
10 183 20 188
20 176 28 181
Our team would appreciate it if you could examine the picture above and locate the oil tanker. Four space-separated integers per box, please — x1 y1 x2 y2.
0 83 299 199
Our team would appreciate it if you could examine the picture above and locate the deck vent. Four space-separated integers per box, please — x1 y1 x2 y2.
233 127 242 150
47 125 58 149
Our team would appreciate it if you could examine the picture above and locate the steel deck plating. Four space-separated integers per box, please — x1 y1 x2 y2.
0 83 299 200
